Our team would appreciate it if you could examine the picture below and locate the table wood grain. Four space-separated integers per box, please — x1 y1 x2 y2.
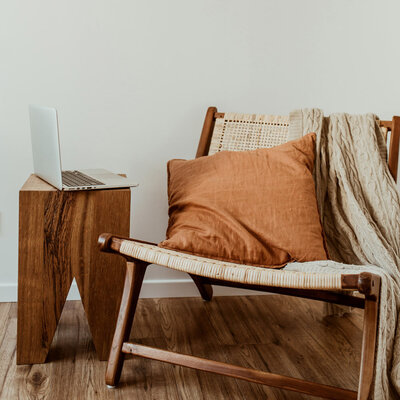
17 175 130 364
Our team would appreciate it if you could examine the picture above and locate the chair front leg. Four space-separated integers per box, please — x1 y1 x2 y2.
357 274 380 400
106 259 148 387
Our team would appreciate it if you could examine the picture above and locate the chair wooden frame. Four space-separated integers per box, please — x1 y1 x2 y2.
99 107 400 400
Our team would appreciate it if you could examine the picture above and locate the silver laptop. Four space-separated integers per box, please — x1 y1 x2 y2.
29 105 138 191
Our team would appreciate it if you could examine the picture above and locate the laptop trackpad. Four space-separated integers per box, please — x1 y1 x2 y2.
80 169 130 184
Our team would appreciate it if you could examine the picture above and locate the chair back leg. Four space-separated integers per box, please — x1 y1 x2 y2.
106 260 148 387
189 274 213 301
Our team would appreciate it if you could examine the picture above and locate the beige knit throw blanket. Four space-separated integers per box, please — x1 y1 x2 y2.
284 109 400 399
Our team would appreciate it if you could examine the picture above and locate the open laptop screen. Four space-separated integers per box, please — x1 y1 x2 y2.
29 105 63 190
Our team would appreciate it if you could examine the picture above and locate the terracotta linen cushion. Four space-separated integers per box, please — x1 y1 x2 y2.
159 133 328 268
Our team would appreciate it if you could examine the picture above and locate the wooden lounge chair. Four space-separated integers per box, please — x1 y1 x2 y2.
98 107 400 400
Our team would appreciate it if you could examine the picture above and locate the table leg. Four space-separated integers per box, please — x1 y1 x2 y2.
17 191 74 364
73 189 130 360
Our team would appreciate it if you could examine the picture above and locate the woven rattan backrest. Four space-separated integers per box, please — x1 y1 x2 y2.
208 113 290 155
208 112 390 155
198 108 399 182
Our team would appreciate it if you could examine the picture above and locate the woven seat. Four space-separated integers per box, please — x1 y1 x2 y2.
118 239 343 290
99 107 400 400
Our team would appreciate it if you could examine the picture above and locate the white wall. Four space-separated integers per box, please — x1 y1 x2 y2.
1 0 400 301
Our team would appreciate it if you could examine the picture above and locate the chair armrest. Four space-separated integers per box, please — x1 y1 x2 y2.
98 233 157 254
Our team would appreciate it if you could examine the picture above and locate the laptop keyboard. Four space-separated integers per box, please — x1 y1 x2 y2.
62 170 105 187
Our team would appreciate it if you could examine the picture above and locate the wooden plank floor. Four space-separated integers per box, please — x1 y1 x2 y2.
0 295 363 399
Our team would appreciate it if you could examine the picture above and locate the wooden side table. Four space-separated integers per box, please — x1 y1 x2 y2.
17 175 130 364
